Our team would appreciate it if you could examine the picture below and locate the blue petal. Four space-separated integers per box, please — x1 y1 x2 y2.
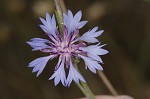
77 21 88 29
77 27 104 43
79 55 103 73
39 13 57 37
68 10 73 20
39 18 48 27
88 53 103 63
27 42 47 47
79 44 108 63
27 38 51 51
31 38 49 42
52 15 56 28
63 10 87 35
49 57 66 86
74 10 82 22
98 49 109 55
66 59 86 86
63 13 69 27
39 25 50 33
46 12 52 27
28 56 53 77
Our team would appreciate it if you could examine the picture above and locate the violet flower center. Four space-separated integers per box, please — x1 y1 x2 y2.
57 41 74 54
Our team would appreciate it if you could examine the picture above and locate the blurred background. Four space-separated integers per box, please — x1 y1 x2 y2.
0 0 150 99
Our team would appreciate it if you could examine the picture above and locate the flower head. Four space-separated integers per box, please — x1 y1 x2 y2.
27 10 108 87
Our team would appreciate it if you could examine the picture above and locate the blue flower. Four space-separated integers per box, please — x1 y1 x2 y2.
27 10 108 87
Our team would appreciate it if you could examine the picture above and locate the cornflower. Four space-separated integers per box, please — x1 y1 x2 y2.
27 10 108 86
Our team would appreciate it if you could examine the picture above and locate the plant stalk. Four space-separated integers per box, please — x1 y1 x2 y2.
54 0 63 34
74 59 96 99
98 71 119 96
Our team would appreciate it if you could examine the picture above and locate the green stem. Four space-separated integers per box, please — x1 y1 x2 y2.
74 59 96 99
98 71 118 96
75 82 88 97
54 0 63 34
59 0 67 13
80 82 96 99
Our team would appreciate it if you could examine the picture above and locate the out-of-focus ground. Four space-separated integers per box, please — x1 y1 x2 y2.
0 0 150 99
